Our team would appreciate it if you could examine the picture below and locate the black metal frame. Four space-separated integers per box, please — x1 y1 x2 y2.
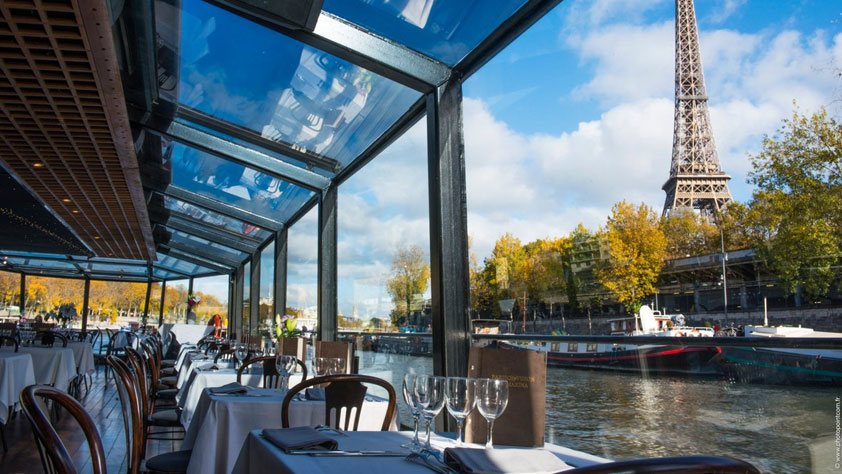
162 217 259 254
164 186 284 232
317 185 338 342
273 228 288 321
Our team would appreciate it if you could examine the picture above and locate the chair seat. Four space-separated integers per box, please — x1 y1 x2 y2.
162 359 176 367
149 409 181 426
156 388 178 399
160 367 177 376
160 376 177 386
145 449 192 473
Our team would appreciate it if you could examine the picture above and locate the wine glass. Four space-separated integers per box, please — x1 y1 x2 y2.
476 378 509 448
445 377 476 446
234 343 248 369
415 375 446 451
400 373 423 451
313 357 329 378
207 344 219 361
274 355 297 390
328 357 345 375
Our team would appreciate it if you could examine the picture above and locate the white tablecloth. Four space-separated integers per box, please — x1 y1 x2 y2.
175 344 199 372
184 388 397 474
0 352 35 424
177 352 214 389
231 431 610 474
67 342 95 375
178 368 303 427
160 324 212 354
1 346 76 391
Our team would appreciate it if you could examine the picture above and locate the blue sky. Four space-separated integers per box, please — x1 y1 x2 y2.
238 0 842 318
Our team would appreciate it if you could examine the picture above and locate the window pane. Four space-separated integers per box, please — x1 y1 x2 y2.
163 227 248 264
148 282 162 324
322 0 529 65
88 280 149 327
242 261 251 339
337 119 432 420
176 0 420 167
259 241 275 338
286 207 317 334
23 276 85 327
0 270 21 316
161 195 271 240
191 275 229 326
163 279 189 324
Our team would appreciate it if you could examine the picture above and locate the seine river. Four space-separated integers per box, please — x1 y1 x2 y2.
356 350 838 474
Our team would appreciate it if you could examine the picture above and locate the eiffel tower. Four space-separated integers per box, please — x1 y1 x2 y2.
662 0 732 218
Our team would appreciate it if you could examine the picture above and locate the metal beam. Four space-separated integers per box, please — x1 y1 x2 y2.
317 185 338 342
164 186 284 232
160 208 264 245
148 121 329 192
176 106 341 174
81 278 90 335
143 278 152 324
19 274 25 314
163 217 259 254
158 247 236 275
188 277 195 324
233 265 245 340
203 1 450 92
159 281 166 327
152 264 194 278
161 241 243 269
426 78 470 381
273 228 288 320
249 253 260 338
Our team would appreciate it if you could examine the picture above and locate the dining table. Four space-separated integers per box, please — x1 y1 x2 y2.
183 387 398 474
66 341 95 375
159 324 212 355
230 430 609 474
0 345 76 391
0 352 36 424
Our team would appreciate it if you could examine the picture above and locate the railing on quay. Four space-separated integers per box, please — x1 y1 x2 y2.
338 331 842 350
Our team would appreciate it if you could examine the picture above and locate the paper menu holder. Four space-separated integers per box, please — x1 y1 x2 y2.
315 340 354 374
464 346 547 447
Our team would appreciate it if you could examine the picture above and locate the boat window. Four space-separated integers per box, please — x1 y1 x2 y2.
551 343 560 352
567 343 578 352
586 343 598 352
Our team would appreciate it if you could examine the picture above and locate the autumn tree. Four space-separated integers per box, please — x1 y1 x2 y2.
748 106 842 297
596 201 667 313
661 209 718 258
385 245 430 326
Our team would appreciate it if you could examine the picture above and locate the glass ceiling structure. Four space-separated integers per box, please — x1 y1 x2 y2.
1 0 561 372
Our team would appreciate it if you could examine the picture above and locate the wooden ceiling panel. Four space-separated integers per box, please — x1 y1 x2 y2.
0 0 154 259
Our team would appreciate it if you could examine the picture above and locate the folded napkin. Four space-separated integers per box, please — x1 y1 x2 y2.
208 382 247 394
444 447 571 474
305 388 325 400
262 427 339 453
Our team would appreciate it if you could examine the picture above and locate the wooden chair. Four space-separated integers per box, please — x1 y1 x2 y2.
19 385 107 474
0 335 18 352
213 348 236 364
108 357 191 474
35 331 68 348
236 356 307 388
563 455 760 473
0 322 16 339
125 348 184 444
281 374 395 431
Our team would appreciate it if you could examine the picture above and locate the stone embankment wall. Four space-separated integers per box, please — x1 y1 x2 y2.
519 308 842 334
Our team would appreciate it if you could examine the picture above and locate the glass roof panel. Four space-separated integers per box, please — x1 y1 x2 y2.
322 0 529 65
5 258 77 270
162 195 271 240
164 227 248 263
156 254 214 275
176 0 420 167
87 263 148 275
165 141 316 224
153 268 184 280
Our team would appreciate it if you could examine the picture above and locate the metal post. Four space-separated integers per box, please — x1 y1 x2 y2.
234 265 244 340
426 76 470 381
159 281 166 327
721 228 728 325
19 273 25 318
143 280 152 325
249 255 260 338
81 278 90 334
227 273 234 336
187 277 194 324
273 228 288 320
318 185 338 342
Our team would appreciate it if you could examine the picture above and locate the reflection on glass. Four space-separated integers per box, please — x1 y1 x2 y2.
176 0 420 165
322 0 529 65
165 141 314 223
259 242 275 337
161 195 270 240
165 227 248 263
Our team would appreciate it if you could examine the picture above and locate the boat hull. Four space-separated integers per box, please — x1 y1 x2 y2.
718 347 842 385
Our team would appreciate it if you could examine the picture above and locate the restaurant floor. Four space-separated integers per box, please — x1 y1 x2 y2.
0 365 182 474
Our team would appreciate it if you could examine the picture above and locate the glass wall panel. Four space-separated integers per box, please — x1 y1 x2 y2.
162 195 271 240
163 279 189 324
149 282 163 324
191 275 229 325
164 227 248 263
286 207 317 335
337 119 432 423
242 261 251 339
322 0 528 65
0 270 21 318
24 276 85 328
259 241 275 338
175 0 420 167
88 280 148 328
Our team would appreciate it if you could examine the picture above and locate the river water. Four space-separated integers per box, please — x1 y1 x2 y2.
356 350 838 474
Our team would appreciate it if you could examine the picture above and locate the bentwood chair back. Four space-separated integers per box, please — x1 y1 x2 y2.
19 385 107 474
107 356 144 474
35 331 68 348
214 348 236 364
0 322 16 338
0 335 18 352
563 455 760 473
282 374 395 431
236 356 307 388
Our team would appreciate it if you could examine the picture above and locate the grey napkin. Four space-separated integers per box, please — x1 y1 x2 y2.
262 427 339 453
444 447 571 474
209 382 247 394
305 388 325 400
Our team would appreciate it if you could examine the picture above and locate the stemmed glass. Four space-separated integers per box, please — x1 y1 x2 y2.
415 375 446 451
476 378 509 448
207 344 219 362
313 357 329 378
234 343 248 369
328 357 345 375
400 373 423 451
274 355 297 390
445 377 476 446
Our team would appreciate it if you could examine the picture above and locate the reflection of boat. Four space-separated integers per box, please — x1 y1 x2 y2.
502 306 722 376
718 326 842 385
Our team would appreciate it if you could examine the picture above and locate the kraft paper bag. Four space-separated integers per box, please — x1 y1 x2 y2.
464 346 547 447
316 340 354 373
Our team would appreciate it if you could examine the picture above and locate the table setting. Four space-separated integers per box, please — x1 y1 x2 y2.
0 343 76 391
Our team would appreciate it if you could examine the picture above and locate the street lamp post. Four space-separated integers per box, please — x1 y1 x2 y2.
720 228 728 325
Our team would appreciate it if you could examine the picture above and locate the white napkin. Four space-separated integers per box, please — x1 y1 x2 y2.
444 447 571 474
209 382 247 394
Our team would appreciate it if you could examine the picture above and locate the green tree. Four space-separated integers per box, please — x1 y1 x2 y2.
661 209 718 258
596 201 667 312
385 245 430 326
748 106 842 297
